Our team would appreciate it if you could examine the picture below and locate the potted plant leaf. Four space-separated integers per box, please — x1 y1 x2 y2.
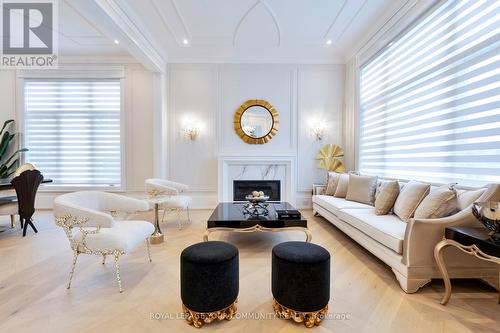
0 119 28 179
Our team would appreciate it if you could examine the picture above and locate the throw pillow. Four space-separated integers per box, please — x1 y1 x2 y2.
414 185 457 219
456 188 487 211
324 172 341 196
393 180 431 222
333 174 350 198
374 180 400 215
345 174 378 205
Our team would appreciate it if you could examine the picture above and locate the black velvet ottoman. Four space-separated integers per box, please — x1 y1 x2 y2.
272 241 330 328
181 241 239 328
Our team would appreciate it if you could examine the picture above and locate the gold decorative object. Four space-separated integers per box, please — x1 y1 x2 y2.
272 298 328 328
315 144 346 173
234 99 279 144
182 300 237 328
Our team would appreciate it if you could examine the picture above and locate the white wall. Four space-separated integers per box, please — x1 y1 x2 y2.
123 65 155 191
1 62 345 210
0 63 155 208
168 64 345 208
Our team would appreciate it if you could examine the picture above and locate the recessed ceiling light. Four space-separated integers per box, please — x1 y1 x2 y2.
326 39 332 45
182 39 189 45
114 39 120 45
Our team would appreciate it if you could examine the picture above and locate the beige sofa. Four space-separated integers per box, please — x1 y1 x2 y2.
312 183 500 293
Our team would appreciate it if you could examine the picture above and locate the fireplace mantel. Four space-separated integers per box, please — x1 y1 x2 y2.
217 154 296 204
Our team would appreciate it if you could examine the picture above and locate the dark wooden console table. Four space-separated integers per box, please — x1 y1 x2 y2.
434 227 500 305
0 178 53 233
0 178 52 191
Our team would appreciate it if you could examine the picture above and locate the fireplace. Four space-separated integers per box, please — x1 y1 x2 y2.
233 180 281 201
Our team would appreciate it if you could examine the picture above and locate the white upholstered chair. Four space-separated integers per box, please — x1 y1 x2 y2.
53 191 154 293
0 201 16 228
145 178 192 229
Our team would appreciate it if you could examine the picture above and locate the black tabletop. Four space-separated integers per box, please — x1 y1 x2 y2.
0 179 52 191
207 202 307 229
445 227 499 258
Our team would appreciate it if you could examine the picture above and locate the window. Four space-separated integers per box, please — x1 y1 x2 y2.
24 79 122 188
358 0 500 187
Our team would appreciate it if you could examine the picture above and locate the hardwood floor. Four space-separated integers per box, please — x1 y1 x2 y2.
0 209 498 333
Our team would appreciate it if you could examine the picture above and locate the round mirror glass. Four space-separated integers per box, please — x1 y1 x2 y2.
240 106 273 138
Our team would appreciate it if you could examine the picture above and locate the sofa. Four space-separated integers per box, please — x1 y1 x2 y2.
312 182 500 293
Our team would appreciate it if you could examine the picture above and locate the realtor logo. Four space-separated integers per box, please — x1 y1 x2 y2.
1 0 58 68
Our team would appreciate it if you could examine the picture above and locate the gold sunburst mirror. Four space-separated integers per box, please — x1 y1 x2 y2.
234 99 279 144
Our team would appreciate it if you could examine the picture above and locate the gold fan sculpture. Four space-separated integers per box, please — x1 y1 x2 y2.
315 144 346 173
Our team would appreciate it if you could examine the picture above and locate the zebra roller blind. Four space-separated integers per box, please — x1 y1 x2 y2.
24 79 122 187
358 0 500 187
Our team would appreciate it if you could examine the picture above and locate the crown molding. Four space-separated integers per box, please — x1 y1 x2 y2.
94 0 167 72
58 55 139 65
69 0 167 73
344 0 437 63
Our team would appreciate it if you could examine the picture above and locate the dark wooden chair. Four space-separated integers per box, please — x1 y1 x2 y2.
11 169 43 237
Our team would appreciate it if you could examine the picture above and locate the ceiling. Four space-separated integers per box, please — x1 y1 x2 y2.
57 0 128 57
57 0 406 64
118 0 404 63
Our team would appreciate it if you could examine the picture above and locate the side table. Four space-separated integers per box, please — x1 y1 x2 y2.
434 226 500 305
148 198 166 244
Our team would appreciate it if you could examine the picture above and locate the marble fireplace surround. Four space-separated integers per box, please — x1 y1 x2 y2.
217 154 296 204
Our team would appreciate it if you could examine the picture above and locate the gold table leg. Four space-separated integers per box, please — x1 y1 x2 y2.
434 238 500 305
150 203 164 244
203 226 312 242
434 239 452 305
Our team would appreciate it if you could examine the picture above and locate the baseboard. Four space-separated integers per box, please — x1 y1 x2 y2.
295 190 313 209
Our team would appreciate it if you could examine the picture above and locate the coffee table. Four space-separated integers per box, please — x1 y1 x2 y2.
204 202 311 242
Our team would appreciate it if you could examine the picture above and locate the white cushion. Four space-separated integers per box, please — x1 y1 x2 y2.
325 172 341 196
0 202 17 215
158 195 192 209
414 185 457 219
456 188 487 210
74 220 154 252
145 178 189 195
336 208 406 254
54 191 149 228
313 195 373 213
333 174 350 198
374 180 400 215
345 174 378 205
393 181 430 222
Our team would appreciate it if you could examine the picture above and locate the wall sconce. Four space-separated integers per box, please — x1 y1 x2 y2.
311 123 327 141
182 124 199 140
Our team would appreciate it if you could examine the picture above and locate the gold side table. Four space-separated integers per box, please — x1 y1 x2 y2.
434 227 500 305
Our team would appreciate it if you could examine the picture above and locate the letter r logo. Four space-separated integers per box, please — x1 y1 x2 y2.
2 2 53 54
